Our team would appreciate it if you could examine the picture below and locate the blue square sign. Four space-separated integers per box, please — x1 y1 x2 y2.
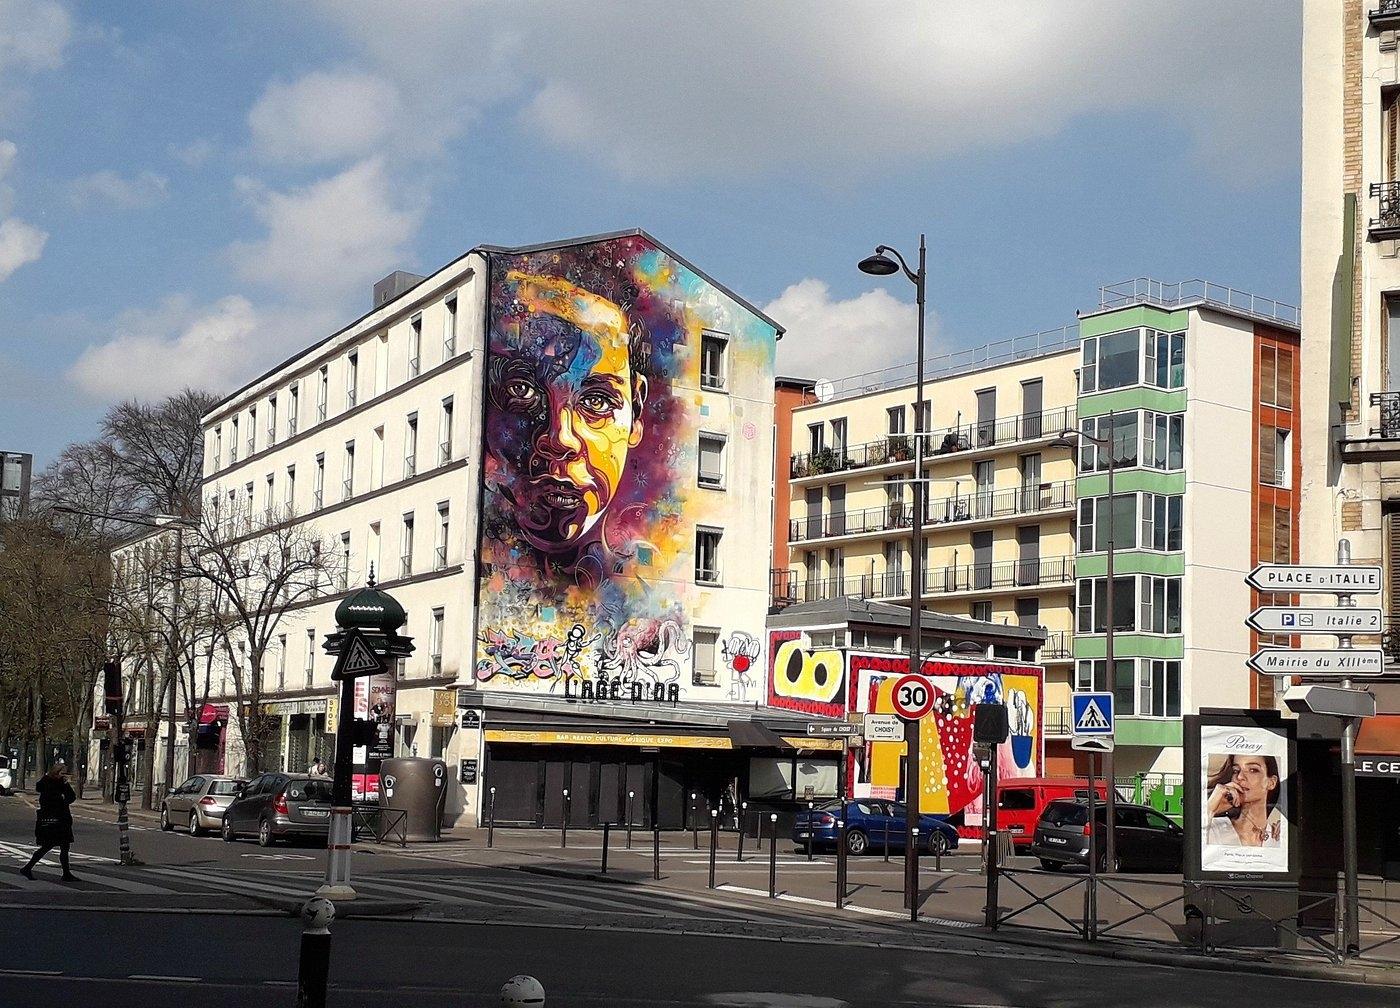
1071 692 1115 736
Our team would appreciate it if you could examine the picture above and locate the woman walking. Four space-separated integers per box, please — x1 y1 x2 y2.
21 760 78 881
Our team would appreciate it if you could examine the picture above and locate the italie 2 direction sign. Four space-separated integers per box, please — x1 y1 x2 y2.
1245 607 1382 635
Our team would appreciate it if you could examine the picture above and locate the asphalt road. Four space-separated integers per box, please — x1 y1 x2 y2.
2 907 1394 1008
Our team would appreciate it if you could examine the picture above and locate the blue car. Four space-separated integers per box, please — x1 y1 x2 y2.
792 799 959 856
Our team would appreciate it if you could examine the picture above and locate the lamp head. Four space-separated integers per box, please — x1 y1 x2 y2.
1049 428 1079 452
858 251 900 277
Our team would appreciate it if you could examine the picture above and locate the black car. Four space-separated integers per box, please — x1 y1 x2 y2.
221 773 332 847
1029 798 1183 873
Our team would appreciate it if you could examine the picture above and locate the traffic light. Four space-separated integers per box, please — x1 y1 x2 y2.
103 661 122 717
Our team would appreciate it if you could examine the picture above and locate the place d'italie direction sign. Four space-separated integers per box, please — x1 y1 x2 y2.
1245 563 1382 594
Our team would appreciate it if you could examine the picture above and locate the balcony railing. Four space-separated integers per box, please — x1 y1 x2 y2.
1044 707 1074 737
790 406 1075 479
439 441 452 465
1370 391 1400 439
435 544 448 569
770 567 798 607
1372 0 1400 27
1370 181 1400 240
786 554 1075 603
404 454 417 479
789 480 1074 543
1040 630 1074 660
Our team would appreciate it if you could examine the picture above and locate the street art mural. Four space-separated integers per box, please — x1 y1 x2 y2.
766 631 845 718
846 652 1043 821
722 631 762 702
475 234 777 697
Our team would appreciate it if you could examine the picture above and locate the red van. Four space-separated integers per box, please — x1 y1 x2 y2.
996 778 1110 850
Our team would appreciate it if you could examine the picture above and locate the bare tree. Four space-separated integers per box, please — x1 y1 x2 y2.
101 389 219 519
183 496 338 775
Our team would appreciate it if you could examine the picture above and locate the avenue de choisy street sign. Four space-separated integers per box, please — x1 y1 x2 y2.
1246 648 1386 678
1245 607 1383 635
1245 563 1381 594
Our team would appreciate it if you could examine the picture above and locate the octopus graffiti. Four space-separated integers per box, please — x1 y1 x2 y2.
474 234 778 696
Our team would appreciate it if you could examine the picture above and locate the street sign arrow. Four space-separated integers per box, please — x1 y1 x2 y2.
1246 648 1386 678
1283 684 1377 719
806 722 859 738
1072 736 1115 753
1245 607 1383 635
1246 564 1381 594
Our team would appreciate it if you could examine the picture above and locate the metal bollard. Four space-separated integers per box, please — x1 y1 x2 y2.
652 826 661 881
768 813 778 898
500 974 545 1006
806 801 814 861
835 820 846 909
487 787 496 849
708 809 719 889
691 793 699 850
601 822 611 874
737 801 747 862
296 897 335 1008
626 791 635 849
910 828 920 923
883 821 890 863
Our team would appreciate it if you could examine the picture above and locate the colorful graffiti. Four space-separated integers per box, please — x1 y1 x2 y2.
722 631 762 702
847 652 1043 819
475 235 777 696
766 634 845 718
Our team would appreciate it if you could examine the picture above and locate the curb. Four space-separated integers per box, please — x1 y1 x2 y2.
247 894 424 919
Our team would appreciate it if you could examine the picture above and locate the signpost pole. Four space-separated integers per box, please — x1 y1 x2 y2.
321 670 357 901
1103 438 1117 875
1337 540 1360 956
1086 753 1098 940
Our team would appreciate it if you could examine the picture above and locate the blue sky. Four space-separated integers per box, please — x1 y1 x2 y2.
0 2 1302 467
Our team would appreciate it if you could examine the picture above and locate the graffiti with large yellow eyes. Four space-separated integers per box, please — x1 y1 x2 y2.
770 639 844 708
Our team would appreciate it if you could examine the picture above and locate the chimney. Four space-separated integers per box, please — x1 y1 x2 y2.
373 270 426 309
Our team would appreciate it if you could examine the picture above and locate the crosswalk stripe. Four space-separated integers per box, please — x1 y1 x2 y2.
144 866 312 900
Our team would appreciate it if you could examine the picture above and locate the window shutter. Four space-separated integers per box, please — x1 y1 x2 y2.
1277 348 1294 410
1259 346 1277 407
1273 506 1291 564
1258 425 1277 486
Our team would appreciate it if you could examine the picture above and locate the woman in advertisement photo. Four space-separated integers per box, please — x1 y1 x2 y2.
1200 725 1288 873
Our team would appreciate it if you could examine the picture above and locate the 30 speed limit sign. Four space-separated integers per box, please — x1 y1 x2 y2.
890 674 935 720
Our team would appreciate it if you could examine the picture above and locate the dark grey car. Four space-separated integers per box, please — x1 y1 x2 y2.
1029 798 1183 873
220 773 332 847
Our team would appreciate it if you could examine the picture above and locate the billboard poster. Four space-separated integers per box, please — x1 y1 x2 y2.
1184 711 1297 883
473 235 777 700
351 672 397 802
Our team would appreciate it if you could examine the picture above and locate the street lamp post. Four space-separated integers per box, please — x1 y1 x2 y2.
1052 413 1118 872
859 236 927 910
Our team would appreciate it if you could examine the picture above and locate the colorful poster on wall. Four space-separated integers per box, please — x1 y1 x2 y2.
1199 724 1290 875
766 632 845 719
846 652 1042 821
474 235 777 698
351 671 396 802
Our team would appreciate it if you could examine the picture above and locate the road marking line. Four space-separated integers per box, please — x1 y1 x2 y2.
0 968 63 976
144 866 312 899
126 974 203 983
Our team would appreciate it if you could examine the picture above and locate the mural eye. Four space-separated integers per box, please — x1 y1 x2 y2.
503 378 540 410
813 664 827 687
578 390 620 419
783 647 803 685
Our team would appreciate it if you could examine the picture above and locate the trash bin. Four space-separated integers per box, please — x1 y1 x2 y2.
379 757 447 842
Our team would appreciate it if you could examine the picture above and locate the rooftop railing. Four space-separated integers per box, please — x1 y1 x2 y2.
1097 278 1300 327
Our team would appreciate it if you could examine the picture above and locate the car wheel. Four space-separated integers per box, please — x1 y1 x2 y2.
926 829 949 857
160 807 171 831
845 829 868 856
1039 858 1060 872
222 818 234 842
188 812 203 837
257 818 273 848
1097 851 1121 872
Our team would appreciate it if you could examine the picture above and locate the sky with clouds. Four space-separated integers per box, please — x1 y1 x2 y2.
0 1 1302 466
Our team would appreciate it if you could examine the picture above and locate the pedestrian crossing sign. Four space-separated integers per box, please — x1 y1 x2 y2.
331 627 386 681
1071 692 1114 736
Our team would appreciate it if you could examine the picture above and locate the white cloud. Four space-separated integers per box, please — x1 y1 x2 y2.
169 138 215 168
68 168 169 209
248 70 404 166
0 0 71 73
229 157 423 304
0 216 44 279
305 1 1298 183
765 279 925 384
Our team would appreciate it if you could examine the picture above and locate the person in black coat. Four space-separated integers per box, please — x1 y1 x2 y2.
22 761 77 882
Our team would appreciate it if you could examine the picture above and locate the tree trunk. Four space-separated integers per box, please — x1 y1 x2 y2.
71 722 86 799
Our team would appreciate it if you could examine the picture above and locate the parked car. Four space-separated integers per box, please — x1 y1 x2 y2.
221 773 332 847
793 799 960 856
996 777 1109 851
0 755 12 792
1029 798 1183 873
161 775 244 835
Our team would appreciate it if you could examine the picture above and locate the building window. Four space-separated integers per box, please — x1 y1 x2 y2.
213 428 222 470
346 351 359 408
1081 328 1139 393
339 531 351 589
409 314 422 378
1259 344 1294 408
1144 330 1186 390
970 601 992 623
444 297 457 358
342 441 355 500
372 425 385 490
807 423 825 456
400 512 414 578
430 607 444 675
368 521 381 581
698 434 726 489
313 454 325 511
1139 493 1184 552
277 634 287 691
1076 576 1136 634
1076 658 1138 716
1077 494 1137 553
700 333 727 390
317 365 329 421
1080 413 1139 472
435 502 449 568
695 528 722 584
1142 412 1185 471
830 418 848 457
1139 575 1183 635
305 629 315 687
285 465 295 514
288 385 299 435
230 417 239 461
247 406 257 456
267 395 277 445
405 413 418 479
887 406 906 436
1260 426 1290 487
439 397 454 464
692 627 719 686
1259 503 1292 564
1015 597 1040 628
1141 659 1182 718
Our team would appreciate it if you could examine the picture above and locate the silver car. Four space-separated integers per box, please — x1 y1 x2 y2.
161 775 243 836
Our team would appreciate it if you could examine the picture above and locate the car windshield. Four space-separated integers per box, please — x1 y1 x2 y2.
1041 802 1089 827
285 779 333 802
207 780 239 796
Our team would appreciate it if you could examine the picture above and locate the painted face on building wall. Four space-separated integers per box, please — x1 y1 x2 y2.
486 272 647 555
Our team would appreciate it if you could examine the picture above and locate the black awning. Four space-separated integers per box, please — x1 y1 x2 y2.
727 720 793 749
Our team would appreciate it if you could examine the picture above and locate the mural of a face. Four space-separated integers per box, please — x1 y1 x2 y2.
488 271 647 554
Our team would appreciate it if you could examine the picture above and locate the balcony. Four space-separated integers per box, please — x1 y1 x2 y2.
786 554 1075 605
790 406 1075 480
1040 630 1074 661
770 567 798 608
1342 391 1400 462
788 480 1074 544
1373 391 1400 439
1044 707 1074 738
1370 181 1400 241
1372 0 1400 29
